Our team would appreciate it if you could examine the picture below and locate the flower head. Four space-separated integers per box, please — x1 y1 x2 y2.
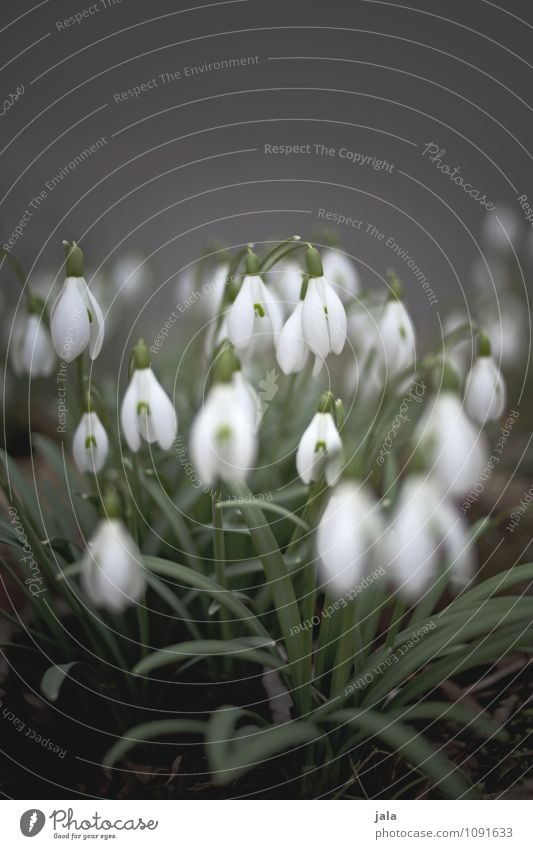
375 278 416 383
81 515 145 613
50 242 104 362
11 306 55 377
300 247 347 374
73 410 109 474
296 394 343 486
415 388 488 498
190 350 258 486
316 482 383 596
226 251 282 351
384 475 474 600
121 341 177 452
464 334 506 424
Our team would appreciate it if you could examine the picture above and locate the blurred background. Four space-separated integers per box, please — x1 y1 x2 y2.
1 0 531 432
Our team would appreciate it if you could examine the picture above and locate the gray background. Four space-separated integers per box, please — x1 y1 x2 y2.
1 0 532 337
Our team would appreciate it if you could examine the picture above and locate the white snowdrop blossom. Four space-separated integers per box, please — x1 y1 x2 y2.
112 252 148 300
415 391 488 498
276 301 310 375
73 411 109 474
376 297 416 383
322 249 360 303
121 349 177 452
190 381 257 486
345 301 384 396
316 482 384 596
81 519 145 613
51 276 104 362
227 271 282 351
296 411 343 486
464 354 506 424
384 476 474 601
301 277 347 374
12 313 55 377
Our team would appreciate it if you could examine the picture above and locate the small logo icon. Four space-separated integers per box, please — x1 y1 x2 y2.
20 810 45 837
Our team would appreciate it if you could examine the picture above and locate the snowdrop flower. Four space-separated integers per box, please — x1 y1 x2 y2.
322 248 360 303
111 252 149 301
190 378 257 486
464 334 506 424
296 393 343 486
443 311 475 380
231 368 262 429
316 482 383 596
375 277 416 383
81 495 145 613
11 304 55 377
478 296 525 369
121 340 177 452
481 206 521 254
276 300 310 374
384 476 474 601
227 250 282 351
300 245 347 374
345 299 385 396
73 408 109 474
50 242 104 362
415 382 488 498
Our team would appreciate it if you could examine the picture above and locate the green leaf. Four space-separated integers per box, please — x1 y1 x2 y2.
40 662 79 702
143 571 201 640
133 637 280 676
324 708 472 797
141 475 197 569
206 705 319 785
103 719 206 769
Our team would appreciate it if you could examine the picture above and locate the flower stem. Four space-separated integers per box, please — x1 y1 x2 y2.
212 495 231 644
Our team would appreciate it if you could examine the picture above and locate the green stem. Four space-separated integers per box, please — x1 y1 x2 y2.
259 236 304 274
330 603 355 697
386 596 406 648
212 496 231 643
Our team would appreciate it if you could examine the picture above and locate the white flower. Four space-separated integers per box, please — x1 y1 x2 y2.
464 355 506 424
415 391 488 498
73 411 109 474
376 299 416 382
345 301 384 396
11 313 56 377
384 476 474 601
227 274 282 351
190 382 257 486
81 518 145 613
231 370 262 429
296 411 343 486
481 206 521 253
322 249 360 303
121 366 177 452
301 276 347 372
50 276 104 362
276 301 310 375
316 482 383 596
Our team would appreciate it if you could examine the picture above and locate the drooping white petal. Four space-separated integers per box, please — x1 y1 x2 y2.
12 314 56 377
316 483 383 596
84 283 105 360
301 278 330 361
260 279 283 341
276 302 309 374
296 412 343 485
50 277 90 362
190 383 257 486
324 280 347 354
144 368 178 449
464 356 506 424
120 374 142 452
296 413 321 484
232 371 261 428
377 299 416 381
226 276 257 350
415 393 488 498
81 519 145 613
73 412 109 474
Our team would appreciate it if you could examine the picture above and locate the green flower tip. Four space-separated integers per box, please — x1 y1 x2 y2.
318 390 335 414
386 269 403 300
440 359 461 393
63 240 84 278
245 249 260 275
102 487 122 520
478 331 491 357
27 294 46 316
133 339 151 370
305 245 324 278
